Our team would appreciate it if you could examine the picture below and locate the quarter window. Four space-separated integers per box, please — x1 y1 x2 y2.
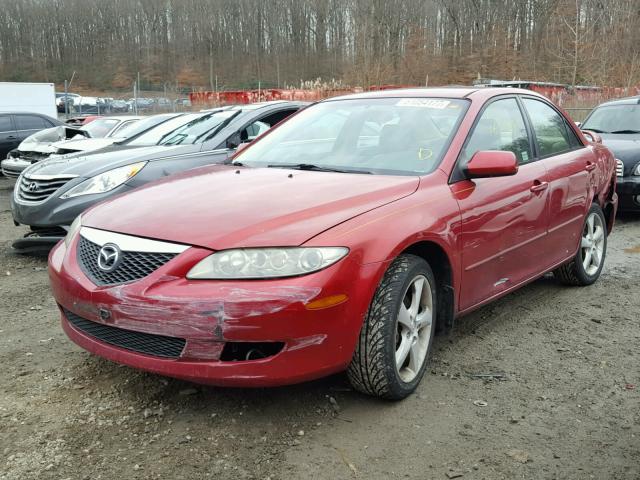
522 98 580 156
460 98 532 167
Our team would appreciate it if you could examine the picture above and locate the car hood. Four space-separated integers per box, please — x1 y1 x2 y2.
82 166 420 250
22 144 193 178
50 137 117 153
18 126 89 153
599 134 640 174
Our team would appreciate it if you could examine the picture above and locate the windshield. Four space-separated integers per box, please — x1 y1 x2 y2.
111 114 178 140
582 104 640 133
125 113 204 146
124 111 237 146
235 97 468 175
157 110 238 145
81 118 119 138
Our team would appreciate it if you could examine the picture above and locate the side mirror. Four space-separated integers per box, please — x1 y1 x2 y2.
580 129 602 144
226 132 241 150
465 150 518 178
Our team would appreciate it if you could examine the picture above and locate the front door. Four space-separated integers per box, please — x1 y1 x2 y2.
451 97 550 311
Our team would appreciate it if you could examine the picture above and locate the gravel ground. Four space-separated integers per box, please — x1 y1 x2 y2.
0 175 638 480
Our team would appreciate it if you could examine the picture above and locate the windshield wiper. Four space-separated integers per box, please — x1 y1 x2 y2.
267 163 372 174
610 129 640 134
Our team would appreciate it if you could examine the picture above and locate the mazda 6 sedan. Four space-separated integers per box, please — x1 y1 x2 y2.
49 87 618 400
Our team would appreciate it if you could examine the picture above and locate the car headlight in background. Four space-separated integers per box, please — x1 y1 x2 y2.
64 214 82 248
60 162 147 198
187 247 349 279
634 162 640 176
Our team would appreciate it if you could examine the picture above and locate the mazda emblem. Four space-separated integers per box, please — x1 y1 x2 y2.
97 243 121 272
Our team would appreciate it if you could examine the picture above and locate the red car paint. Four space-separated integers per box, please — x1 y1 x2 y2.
49 87 618 387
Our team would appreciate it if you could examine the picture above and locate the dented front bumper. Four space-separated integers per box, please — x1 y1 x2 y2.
49 236 377 387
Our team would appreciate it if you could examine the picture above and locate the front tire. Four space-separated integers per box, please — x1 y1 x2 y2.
553 203 607 286
348 254 436 400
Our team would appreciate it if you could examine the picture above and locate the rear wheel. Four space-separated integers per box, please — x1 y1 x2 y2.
348 254 436 400
553 203 607 286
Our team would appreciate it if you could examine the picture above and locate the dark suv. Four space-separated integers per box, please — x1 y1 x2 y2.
0 112 61 160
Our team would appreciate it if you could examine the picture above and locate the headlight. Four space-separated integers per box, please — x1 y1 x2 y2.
64 214 82 248
187 247 349 279
60 162 146 198
634 163 640 176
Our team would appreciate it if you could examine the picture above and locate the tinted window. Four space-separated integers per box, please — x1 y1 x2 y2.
15 115 46 130
0 116 13 132
523 98 578 156
460 98 532 166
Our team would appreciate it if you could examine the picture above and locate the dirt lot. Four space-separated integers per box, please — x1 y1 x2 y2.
0 175 638 480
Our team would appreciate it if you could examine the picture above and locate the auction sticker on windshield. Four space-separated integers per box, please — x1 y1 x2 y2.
396 98 451 109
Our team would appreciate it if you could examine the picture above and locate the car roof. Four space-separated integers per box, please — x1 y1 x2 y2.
324 86 546 102
597 96 640 107
96 115 145 121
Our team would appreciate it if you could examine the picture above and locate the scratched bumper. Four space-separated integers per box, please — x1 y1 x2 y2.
49 236 376 387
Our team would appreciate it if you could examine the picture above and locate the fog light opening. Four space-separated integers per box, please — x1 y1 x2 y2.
220 341 285 362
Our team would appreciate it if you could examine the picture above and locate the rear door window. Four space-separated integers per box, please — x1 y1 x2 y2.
522 98 581 157
15 115 46 130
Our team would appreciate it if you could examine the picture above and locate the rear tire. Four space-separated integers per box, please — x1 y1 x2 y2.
553 203 607 286
348 254 436 400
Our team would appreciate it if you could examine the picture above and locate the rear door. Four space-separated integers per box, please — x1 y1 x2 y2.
520 97 592 266
451 97 550 310
14 114 49 142
0 115 18 158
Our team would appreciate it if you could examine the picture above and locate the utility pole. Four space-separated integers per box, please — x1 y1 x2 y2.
64 79 69 118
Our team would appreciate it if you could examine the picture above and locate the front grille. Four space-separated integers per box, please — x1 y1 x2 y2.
1 165 22 178
18 174 75 202
77 235 177 286
616 159 624 177
63 308 186 359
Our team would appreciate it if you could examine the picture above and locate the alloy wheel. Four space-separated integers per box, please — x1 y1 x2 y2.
395 275 434 383
581 211 605 276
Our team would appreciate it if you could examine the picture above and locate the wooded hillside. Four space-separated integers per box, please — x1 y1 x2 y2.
0 0 637 91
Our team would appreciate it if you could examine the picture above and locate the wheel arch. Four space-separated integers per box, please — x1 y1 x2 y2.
401 240 456 334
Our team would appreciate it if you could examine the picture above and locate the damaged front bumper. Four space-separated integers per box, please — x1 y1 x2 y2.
1 156 32 178
49 237 377 387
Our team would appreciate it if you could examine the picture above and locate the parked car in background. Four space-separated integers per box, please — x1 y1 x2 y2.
1 116 142 177
110 99 130 113
581 96 640 212
65 115 100 127
0 112 61 161
11 101 306 250
175 97 192 108
47 88 617 399
51 113 182 157
55 92 80 113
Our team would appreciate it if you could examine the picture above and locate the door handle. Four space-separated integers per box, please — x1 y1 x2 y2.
530 180 549 193
585 162 596 172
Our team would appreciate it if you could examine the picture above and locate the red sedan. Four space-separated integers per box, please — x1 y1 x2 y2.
49 88 618 400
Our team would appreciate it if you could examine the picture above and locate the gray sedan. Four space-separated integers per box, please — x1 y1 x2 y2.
10 101 306 251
